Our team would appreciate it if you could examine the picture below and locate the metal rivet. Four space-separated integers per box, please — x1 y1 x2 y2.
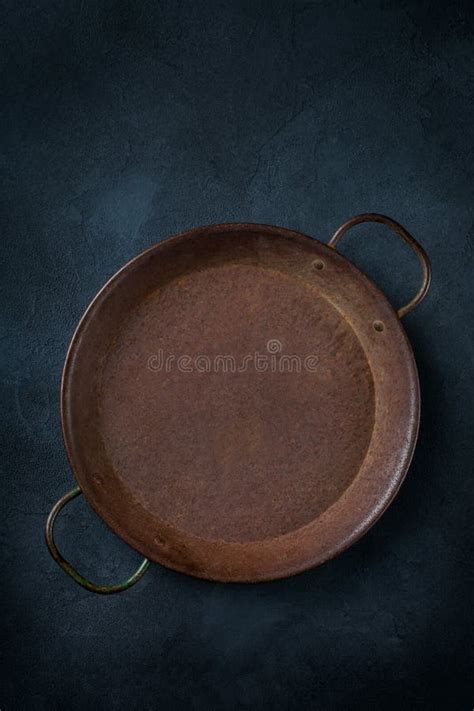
154 534 168 547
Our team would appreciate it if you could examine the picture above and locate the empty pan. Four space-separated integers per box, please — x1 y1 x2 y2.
45 213 431 593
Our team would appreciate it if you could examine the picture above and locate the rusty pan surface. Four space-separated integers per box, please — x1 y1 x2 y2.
61 220 427 582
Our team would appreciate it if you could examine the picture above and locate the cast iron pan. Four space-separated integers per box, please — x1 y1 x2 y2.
45 214 431 592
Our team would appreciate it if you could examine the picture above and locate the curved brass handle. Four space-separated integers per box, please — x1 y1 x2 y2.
328 213 431 318
45 487 150 594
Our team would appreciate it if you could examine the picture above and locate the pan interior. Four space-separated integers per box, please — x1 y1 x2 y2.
98 261 375 543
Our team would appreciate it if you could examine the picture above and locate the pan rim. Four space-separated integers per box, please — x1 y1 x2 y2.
60 222 420 582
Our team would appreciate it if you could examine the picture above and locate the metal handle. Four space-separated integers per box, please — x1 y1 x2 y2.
328 213 431 318
45 487 150 594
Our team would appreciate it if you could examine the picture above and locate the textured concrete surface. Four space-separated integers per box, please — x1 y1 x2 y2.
1 1 473 709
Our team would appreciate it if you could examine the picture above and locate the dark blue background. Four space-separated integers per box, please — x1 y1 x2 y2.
1 1 473 709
